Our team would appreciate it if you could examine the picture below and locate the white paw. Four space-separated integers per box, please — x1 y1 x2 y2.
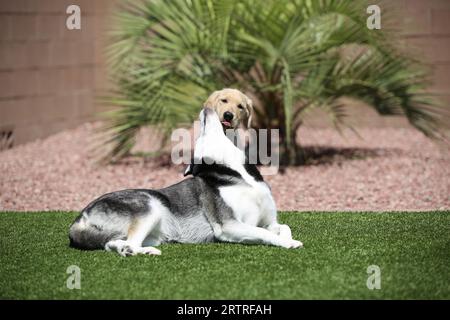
105 240 137 257
290 239 303 249
105 239 126 252
137 246 161 256
280 239 303 249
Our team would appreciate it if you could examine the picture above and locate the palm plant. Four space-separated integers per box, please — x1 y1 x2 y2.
103 0 448 164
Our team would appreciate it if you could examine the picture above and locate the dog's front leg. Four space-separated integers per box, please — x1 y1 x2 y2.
214 221 302 249
267 223 293 240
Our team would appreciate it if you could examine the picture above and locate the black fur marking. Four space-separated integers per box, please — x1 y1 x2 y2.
69 228 122 250
185 156 265 183
244 163 264 182
157 178 203 215
82 189 152 217
141 189 171 208
187 158 242 188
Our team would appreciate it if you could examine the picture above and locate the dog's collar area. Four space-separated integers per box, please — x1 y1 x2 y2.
184 157 264 183
184 157 240 176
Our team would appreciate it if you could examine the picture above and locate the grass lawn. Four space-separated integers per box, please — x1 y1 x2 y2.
0 211 449 299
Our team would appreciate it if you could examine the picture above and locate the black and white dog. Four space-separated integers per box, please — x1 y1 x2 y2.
69 108 302 256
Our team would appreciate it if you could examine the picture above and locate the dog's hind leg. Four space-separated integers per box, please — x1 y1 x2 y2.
105 211 162 257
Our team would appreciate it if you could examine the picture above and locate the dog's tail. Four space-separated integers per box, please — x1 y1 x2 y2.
69 214 121 250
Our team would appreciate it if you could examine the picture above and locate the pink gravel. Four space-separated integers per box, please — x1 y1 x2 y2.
0 122 449 212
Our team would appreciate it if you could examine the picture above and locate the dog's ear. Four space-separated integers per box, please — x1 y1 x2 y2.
244 96 253 129
203 90 220 109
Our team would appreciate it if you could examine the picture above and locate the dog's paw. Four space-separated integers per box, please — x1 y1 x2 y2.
290 239 303 249
120 244 136 257
280 239 303 249
137 246 161 256
105 240 162 256
105 240 137 257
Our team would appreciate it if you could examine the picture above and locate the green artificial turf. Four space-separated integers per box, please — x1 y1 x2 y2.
0 211 449 299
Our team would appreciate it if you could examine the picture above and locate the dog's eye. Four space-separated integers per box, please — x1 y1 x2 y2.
221 99 228 103
238 104 244 110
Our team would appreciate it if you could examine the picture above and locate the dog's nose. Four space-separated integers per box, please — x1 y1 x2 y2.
223 111 234 121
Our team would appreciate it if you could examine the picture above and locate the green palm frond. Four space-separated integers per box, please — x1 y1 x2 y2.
101 0 448 162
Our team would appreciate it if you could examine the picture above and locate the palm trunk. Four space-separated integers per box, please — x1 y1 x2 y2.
279 120 307 165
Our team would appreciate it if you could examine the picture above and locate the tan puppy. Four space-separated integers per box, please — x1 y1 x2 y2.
203 88 253 130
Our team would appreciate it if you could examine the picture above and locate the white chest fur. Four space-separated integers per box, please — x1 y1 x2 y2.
219 181 276 226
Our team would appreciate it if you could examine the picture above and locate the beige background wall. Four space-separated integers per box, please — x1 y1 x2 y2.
401 0 450 103
0 0 449 147
0 0 113 146
305 0 450 128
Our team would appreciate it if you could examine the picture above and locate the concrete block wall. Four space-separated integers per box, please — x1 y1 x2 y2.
400 0 450 106
0 0 113 146
303 0 450 129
